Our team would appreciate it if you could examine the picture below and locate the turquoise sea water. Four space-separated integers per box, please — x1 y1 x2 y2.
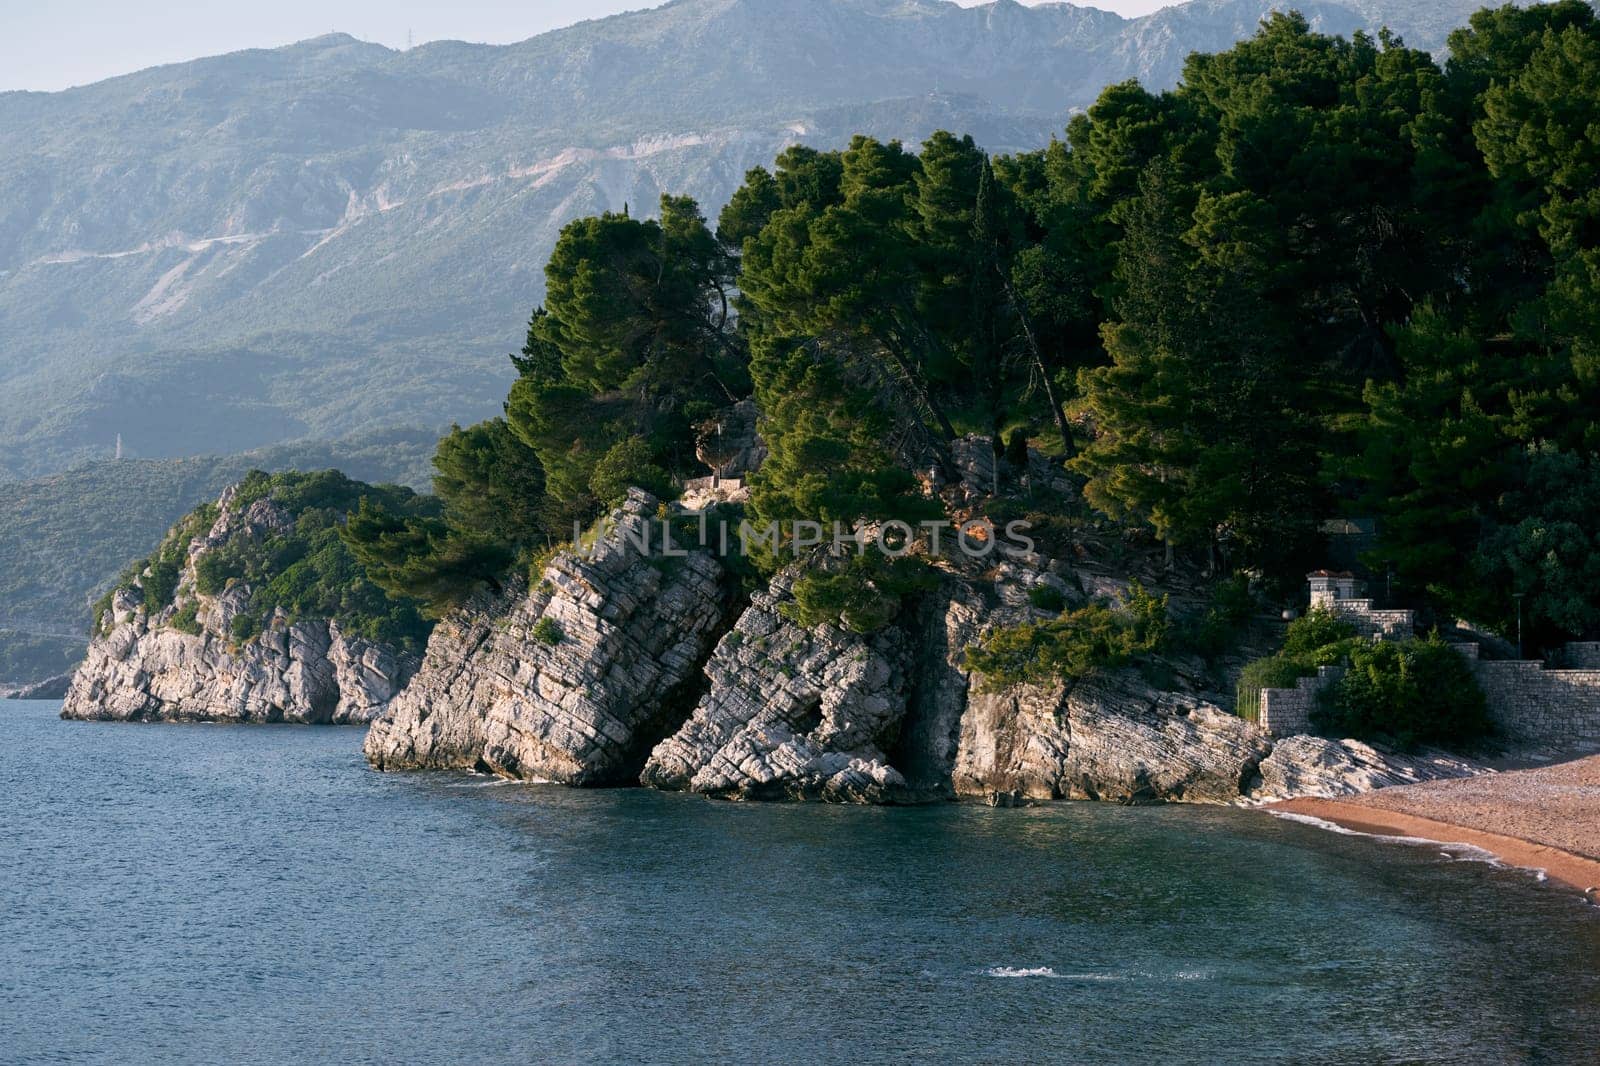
1 698 1596 1065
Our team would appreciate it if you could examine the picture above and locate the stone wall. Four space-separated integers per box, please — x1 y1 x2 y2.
1259 640 1600 751
1561 642 1600 668
1258 666 1344 738
1329 599 1414 640
1470 657 1600 751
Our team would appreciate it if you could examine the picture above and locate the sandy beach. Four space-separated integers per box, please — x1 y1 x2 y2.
1272 755 1600 895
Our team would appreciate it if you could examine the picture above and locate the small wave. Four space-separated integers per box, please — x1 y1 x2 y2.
980 966 1127 981
983 966 1061 979
1270 811 1556 891
1270 811 1442 847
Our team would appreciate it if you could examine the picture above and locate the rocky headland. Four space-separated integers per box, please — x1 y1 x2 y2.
66 445 1487 804
61 476 423 724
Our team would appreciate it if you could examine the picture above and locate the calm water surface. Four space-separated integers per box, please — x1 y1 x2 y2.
2 699 1597 1065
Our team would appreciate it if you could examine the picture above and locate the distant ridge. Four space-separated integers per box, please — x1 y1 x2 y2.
0 0 1487 480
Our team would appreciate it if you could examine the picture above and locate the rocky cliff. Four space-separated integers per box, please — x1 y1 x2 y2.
364 490 732 783
362 431 1481 804
635 544 1480 806
60 477 422 723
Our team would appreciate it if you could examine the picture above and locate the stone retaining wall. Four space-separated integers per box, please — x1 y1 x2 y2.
1471 659 1600 751
1562 642 1600 668
1258 666 1345 738
1329 599 1414 640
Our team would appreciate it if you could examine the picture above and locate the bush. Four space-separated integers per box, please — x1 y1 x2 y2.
141 560 182 613
1282 607 1357 658
1314 635 1491 751
230 611 262 644
785 554 938 634
966 582 1169 687
1028 585 1067 612
170 601 202 636
532 617 564 646
589 437 673 507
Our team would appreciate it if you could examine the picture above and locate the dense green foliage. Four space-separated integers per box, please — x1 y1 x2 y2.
100 470 437 655
1236 609 1361 719
359 5 1600 662
1315 635 1493 750
965 583 1170 687
0 2 1481 483
1237 609 1488 748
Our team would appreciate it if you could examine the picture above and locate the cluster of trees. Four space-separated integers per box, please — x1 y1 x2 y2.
344 4 1600 655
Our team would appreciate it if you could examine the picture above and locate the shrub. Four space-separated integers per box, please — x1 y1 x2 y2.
141 560 182 613
589 437 673 507
1234 608 1362 719
1314 635 1491 751
1282 607 1357 658
1028 585 1067 613
230 611 262 644
532 617 564 646
966 582 1169 687
169 601 202 636
785 554 937 634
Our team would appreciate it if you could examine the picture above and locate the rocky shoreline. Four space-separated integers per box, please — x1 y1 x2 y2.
60 478 1491 807
362 489 1485 807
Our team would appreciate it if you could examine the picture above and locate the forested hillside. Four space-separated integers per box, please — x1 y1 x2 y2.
343 3 1600 669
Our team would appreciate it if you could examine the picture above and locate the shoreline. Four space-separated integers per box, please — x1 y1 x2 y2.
1270 796 1600 898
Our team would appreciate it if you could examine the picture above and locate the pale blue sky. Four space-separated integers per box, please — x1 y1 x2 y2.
0 0 1181 92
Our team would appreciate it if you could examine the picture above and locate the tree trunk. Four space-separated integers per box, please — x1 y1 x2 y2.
998 265 1076 459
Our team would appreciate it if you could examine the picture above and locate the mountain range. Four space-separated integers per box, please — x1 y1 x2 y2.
0 0 1489 481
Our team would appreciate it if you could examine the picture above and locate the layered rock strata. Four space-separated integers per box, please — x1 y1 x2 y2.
364 490 730 784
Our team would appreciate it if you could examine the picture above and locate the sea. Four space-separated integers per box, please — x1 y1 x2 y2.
2 699 1596 1065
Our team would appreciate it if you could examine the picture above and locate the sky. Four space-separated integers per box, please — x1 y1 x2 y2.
0 0 1181 92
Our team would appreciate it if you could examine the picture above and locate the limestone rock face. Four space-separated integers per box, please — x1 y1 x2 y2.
60 487 416 724
638 547 1475 807
364 490 730 784
61 617 409 723
953 676 1276 806
1246 734 1487 802
641 575 912 801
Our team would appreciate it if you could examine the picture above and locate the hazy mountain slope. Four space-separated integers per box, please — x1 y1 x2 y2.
0 0 1488 479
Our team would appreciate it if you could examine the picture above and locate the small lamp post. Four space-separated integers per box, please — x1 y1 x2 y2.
1513 591 1525 660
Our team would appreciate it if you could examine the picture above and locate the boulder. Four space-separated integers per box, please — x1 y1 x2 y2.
953 675 1275 806
1246 734 1488 802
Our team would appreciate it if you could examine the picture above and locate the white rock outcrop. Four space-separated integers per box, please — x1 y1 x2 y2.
363 490 730 784
61 485 417 724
